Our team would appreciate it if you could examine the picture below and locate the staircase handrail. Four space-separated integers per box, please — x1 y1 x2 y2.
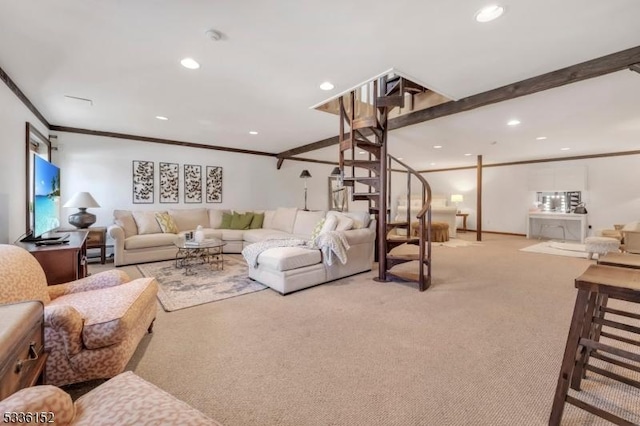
387 154 432 219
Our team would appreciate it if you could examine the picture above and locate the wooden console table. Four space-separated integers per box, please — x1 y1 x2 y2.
456 213 469 232
15 231 88 285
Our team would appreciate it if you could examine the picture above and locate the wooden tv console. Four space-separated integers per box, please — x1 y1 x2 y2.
15 231 88 285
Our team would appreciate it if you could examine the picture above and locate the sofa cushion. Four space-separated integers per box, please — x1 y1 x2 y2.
208 209 230 229
155 212 178 233
230 212 254 230
47 278 157 350
263 210 276 229
168 208 209 232
292 210 326 237
327 211 354 231
250 212 265 229
132 211 163 235
243 229 292 243
271 207 298 234
342 211 370 229
220 229 244 241
0 386 75 425
113 210 138 238
258 247 322 272
124 233 177 250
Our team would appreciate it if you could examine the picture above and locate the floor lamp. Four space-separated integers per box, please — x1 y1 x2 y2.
300 170 311 211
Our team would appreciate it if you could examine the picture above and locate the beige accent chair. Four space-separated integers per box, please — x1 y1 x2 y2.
0 371 221 425
0 244 158 386
597 221 640 254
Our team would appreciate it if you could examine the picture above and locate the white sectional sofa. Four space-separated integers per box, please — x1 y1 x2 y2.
107 207 375 294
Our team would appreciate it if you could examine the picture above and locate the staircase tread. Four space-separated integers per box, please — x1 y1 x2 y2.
387 253 423 261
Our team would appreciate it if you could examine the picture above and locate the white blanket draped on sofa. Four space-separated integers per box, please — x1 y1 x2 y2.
314 231 350 265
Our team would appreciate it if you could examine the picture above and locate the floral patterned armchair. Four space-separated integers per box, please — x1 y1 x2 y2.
0 244 158 386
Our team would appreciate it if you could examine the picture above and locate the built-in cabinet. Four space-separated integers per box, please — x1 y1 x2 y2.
527 166 588 191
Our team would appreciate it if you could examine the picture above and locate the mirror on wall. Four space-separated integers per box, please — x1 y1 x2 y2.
25 122 51 233
328 176 348 212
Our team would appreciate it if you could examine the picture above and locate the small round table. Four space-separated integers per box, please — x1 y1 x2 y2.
584 236 620 260
174 238 226 275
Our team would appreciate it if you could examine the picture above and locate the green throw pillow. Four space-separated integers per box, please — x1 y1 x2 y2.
155 212 178 234
250 212 264 229
230 212 254 230
220 212 233 229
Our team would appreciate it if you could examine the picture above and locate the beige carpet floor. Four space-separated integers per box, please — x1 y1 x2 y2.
87 233 639 425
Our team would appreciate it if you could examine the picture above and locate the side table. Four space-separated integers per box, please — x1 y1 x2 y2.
456 213 469 232
62 226 107 264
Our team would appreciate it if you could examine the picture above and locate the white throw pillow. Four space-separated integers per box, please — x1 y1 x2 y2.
320 215 338 234
327 211 354 231
132 211 163 235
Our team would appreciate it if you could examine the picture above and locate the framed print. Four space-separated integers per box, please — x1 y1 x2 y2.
328 176 348 212
159 162 179 203
132 160 154 204
184 164 202 203
206 166 223 203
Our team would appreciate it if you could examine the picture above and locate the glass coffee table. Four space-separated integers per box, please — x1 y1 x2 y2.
174 238 226 275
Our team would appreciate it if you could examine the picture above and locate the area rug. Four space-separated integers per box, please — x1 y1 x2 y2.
137 255 267 312
520 241 592 259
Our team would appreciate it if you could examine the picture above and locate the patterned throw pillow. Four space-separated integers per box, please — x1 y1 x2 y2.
155 212 179 234
310 218 326 241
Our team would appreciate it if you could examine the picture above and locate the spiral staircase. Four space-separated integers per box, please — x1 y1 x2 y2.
330 75 435 291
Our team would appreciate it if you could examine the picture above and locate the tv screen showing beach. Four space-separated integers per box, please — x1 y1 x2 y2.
33 155 61 237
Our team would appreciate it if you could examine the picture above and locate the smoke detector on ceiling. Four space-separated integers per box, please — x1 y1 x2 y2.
205 29 223 41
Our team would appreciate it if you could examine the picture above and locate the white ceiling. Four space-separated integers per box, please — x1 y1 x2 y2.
1 1 639 168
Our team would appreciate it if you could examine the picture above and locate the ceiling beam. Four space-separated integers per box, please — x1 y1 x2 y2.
277 45 640 158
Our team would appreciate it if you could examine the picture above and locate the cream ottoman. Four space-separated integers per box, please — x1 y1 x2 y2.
585 236 620 260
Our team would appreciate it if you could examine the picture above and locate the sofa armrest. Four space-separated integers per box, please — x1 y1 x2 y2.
343 228 375 245
107 224 126 266
44 305 84 357
48 270 131 299
0 386 75 426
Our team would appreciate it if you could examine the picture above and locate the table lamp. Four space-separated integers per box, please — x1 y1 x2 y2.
63 192 100 228
451 194 463 213
300 170 312 211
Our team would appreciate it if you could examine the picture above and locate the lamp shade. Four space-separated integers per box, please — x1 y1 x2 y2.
450 194 463 203
330 167 341 176
63 192 100 208
299 170 312 178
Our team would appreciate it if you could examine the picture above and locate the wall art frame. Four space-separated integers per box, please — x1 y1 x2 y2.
206 166 223 203
159 162 179 203
132 160 154 204
184 164 202 203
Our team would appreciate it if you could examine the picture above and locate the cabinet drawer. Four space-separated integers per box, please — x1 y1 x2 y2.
0 302 46 399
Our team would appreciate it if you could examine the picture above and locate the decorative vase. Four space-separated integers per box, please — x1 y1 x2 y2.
194 225 205 242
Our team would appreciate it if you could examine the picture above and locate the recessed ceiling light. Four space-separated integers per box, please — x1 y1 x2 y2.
433 145 443 149
155 116 168 121
475 5 505 23
536 136 548 140
180 58 200 69
358 151 366 155
320 81 335 91
560 147 571 151
397 157 404 160
464 153 473 156
430 162 436 166
507 119 521 126
249 131 258 135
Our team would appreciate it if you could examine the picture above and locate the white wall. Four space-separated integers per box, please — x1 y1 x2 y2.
388 156 640 236
53 132 342 228
0 82 49 243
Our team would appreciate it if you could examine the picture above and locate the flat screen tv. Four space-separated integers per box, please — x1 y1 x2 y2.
32 154 61 238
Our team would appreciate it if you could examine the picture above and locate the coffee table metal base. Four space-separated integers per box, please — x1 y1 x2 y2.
175 246 224 275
